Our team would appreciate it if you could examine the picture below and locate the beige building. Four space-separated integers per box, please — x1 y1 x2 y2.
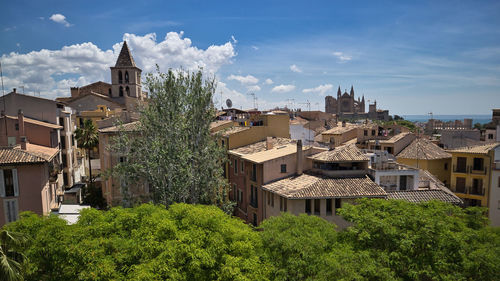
0 90 83 188
316 122 358 147
397 138 452 186
366 132 415 155
490 145 500 226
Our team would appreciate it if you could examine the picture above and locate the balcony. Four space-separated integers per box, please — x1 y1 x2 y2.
469 186 484 196
453 165 467 174
471 167 487 175
455 185 466 194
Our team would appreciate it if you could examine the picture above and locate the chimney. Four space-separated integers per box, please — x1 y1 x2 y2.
296 140 303 176
329 139 335 151
266 137 273 150
20 136 27 150
342 120 346 127
18 109 25 136
13 88 16 93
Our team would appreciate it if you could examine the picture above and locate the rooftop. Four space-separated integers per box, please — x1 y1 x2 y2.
115 41 137 67
220 126 250 137
0 143 58 165
397 138 451 160
99 121 140 133
386 190 463 205
2 115 63 129
229 137 293 155
380 132 412 144
322 123 357 135
230 141 308 164
446 142 500 154
263 173 386 199
308 144 368 162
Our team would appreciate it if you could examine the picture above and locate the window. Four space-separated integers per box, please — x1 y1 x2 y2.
72 135 75 147
238 189 243 203
444 163 448 170
251 164 257 182
118 71 123 84
119 156 127 163
305 199 311 214
371 130 375 136
267 191 270 205
284 198 287 212
271 193 274 207
326 199 332 215
60 136 66 150
234 159 238 175
119 86 124 97
314 199 320 215
126 86 130 96
232 184 237 201
364 130 368 136
250 185 258 208
125 71 129 83
280 164 287 173
7 137 16 147
253 213 257 226
280 197 283 211
335 198 341 214
63 172 68 186
15 123 19 131
498 177 500 188
488 134 494 140
1 169 18 197
3 199 18 223
473 158 484 171
62 154 67 169
241 161 244 173
108 89 112 96
456 177 466 193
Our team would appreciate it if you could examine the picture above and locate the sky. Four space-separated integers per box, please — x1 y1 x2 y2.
1 0 499 115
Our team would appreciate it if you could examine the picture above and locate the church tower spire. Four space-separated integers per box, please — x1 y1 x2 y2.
337 86 341 99
110 41 143 101
350 85 354 97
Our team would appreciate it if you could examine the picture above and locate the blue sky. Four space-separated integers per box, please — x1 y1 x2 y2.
1 0 499 115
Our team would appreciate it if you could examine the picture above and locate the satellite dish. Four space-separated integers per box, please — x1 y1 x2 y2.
226 99 233 108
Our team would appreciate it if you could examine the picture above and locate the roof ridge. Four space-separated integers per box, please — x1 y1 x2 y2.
115 41 137 67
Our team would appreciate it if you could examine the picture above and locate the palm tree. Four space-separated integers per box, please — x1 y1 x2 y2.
75 119 99 184
0 229 26 281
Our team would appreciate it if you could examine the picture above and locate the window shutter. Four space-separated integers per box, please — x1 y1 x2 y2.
13 169 19 197
0 170 5 197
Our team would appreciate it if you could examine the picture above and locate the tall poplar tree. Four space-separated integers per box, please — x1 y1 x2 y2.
111 68 230 210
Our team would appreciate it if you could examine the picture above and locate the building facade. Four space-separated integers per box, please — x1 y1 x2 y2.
325 86 365 114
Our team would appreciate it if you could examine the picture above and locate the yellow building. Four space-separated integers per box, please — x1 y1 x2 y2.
77 105 122 128
448 143 500 210
397 138 452 186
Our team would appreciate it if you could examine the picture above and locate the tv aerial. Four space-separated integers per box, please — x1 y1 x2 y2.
226 98 233 108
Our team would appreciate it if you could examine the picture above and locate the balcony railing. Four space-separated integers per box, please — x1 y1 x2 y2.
453 165 488 175
453 165 467 173
471 167 487 175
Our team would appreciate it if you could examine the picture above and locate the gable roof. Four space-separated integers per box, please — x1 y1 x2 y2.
62 91 124 107
99 121 140 133
115 41 137 67
1 115 62 129
229 138 294 155
0 144 58 165
308 144 368 162
397 138 451 160
262 173 386 199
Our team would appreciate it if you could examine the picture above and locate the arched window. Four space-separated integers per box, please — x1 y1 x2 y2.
119 86 124 97
126 86 130 96
125 71 129 83
118 71 123 84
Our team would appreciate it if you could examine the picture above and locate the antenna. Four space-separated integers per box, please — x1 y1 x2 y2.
247 92 257 110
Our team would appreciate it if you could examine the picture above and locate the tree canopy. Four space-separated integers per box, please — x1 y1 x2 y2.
4 200 500 281
110 69 230 210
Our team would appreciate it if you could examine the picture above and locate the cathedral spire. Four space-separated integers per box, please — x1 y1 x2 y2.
115 41 137 67
337 86 341 98
350 85 354 97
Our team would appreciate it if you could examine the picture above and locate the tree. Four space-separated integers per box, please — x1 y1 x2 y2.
0 229 26 281
111 69 230 210
473 122 483 130
75 119 99 184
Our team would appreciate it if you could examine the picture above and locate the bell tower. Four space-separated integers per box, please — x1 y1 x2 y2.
110 41 143 100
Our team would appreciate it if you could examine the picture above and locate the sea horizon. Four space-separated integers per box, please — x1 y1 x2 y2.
402 114 492 125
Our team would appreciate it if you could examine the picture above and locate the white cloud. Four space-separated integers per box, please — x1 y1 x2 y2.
0 32 236 99
332 51 352 62
302 84 333 96
227 74 259 85
247 85 261 92
49 14 72 27
264 78 273 85
231 35 238 44
290 64 302 73
271 84 295 93
251 46 259 50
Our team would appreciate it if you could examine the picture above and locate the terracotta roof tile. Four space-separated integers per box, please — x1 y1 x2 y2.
308 144 368 162
221 126 250 137
2 116 62 129
447 142 500 154
115 41 137 67
99 121 140 133
263 173 386 199
229 138 293 155
397 138 451 160
386 190 463 205
0 144 58 165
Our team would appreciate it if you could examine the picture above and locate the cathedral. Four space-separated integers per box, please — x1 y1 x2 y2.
325 86 365 115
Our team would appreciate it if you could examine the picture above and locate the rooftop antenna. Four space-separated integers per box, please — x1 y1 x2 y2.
247 92 257 110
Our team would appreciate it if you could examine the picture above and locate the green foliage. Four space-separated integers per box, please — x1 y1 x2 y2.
473 122 483 130
82 182 107 209
6 200 500 280
110 68 230 210
75 119 99 183
0 229 26 281
7 204 268 281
